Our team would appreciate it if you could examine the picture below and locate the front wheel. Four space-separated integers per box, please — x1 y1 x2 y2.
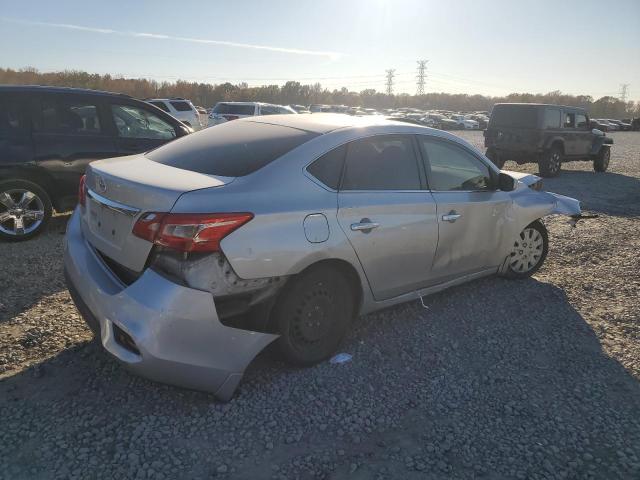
503 220 549 279
593 147 610 173
538 146 562 177
270 266 355 366
0 179 52 242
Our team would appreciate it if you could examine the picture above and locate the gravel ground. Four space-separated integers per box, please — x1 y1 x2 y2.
1 131 639 480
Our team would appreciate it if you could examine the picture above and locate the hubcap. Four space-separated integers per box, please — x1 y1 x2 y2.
550 152 560 172
0 189 45 236
509 227 544 273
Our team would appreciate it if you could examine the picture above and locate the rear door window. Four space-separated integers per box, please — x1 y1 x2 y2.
35 97 103 135
564 112 576 128
170 101 193 112
111 104 177 140
147 120 318 176
149 101 170 113
341 135 421 191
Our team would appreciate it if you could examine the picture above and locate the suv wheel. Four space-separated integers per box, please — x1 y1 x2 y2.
0 180 52 241
270 265 354 366
593 147 610 173
539 146 562 177
503 220 548 279
485 148 505 169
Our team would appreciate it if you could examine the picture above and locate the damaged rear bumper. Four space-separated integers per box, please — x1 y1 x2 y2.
63 208 277 401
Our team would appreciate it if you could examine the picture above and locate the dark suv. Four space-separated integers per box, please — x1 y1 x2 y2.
484 103 613 177
0 86 190 241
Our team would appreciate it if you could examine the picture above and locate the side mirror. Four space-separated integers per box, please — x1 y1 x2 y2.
498 172 516 192
176 124 192 137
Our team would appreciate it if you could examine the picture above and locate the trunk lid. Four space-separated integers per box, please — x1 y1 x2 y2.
82 154 233 273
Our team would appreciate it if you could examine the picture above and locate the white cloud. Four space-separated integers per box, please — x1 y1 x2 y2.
1 17 343 60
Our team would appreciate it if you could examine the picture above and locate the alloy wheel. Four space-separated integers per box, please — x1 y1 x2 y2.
0 189 46 236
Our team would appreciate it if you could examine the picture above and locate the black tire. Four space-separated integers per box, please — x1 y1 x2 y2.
270 265 355 366
485 148 505 169
502 220 549 279
0 179 52 242
593 147 610 173
538 145 562 177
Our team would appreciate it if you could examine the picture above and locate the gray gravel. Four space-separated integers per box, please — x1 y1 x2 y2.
1 131 639 479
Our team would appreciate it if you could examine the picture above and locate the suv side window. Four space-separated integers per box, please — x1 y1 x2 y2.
342 135 421 191
419 137 492 191
307 145 346 190
576 113 589 129
564 112 576 128
35 97 103 135
149 101 170 113
111 104 176 140
0 96 29 138
260 105 279 115
543 108 561 129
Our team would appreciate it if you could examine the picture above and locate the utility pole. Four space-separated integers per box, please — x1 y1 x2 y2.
385 69 395 95
416 60 428 95
619 83 630 103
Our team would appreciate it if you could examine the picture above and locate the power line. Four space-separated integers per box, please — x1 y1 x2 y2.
416 60 428 95
385 68 396 95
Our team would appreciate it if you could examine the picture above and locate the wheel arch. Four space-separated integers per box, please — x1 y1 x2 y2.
546 138 565 154
0 166 59 209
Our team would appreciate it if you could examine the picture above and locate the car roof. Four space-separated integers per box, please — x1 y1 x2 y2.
493 102 586 111
0 85 131 98
242 113 412 134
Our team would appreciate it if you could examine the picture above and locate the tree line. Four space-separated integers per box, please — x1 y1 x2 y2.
1 67 637 119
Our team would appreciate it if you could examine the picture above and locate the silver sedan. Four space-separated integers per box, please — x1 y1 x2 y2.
63 114 581 400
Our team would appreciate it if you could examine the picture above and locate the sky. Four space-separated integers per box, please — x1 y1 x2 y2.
0 0 639 101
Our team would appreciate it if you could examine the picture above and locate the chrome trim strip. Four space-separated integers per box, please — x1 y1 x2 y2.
87 189 140 217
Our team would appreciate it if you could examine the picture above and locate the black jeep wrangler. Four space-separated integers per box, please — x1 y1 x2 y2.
484 103 613 177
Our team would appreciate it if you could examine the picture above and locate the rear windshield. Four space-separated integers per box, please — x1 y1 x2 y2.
490 105 540 128
213 103 256 115
147 120 318 177
170 101 194 112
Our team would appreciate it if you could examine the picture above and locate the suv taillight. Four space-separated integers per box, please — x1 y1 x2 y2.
133 212 253 252
78 175 87 207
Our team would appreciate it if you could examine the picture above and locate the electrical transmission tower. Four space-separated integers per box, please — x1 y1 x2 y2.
619 83 630 103
385 69 396 95
416 60 428 95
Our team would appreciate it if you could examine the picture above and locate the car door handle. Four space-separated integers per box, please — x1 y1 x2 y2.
351 221 380 231
442 211 462 223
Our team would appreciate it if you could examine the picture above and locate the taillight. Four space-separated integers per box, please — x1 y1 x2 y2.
133 212 253 252
78 175 87 207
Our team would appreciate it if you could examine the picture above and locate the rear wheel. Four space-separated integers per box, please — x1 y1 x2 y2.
593 147 610 173
270 266 354 366
538 146 562 177
0 180 52 242
485 148 505 169
503 220 548 279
